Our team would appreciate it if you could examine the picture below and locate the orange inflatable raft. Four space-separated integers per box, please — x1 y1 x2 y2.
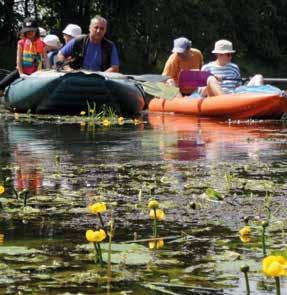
148 92 287 120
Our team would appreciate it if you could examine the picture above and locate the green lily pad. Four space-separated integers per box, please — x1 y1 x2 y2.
0 246 42 256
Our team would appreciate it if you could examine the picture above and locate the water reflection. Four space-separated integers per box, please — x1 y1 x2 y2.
148 113 286 162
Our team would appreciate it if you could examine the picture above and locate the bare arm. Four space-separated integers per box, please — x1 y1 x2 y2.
56 51 66 63
105 65 119 73
16 44 24 74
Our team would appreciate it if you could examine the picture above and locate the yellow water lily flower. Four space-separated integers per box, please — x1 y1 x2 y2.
262 255 287 277
148 239 164 249
148 199 159 209
85 229 107 243
118 117 124 125
80 111 86 116
102 119 111 127
133 118 141 125
149 209 165 221
239 226 251 236
239 234 251 243
0 185 4 195
88 202 107 214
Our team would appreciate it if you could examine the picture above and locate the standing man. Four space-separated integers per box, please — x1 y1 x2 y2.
57 15 119 72
162 37 203 94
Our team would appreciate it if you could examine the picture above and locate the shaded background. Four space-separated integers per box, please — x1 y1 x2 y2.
1 0 287 76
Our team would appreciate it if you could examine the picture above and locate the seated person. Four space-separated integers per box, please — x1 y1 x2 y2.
57 16 119 72
0 18 46 96
162 37 203 95
201 39 263 97
43 34 62 68
62 24 82 44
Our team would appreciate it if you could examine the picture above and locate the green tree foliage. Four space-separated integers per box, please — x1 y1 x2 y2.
1 0 287 73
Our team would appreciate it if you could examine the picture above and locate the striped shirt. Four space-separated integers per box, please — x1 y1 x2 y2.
202 61 241 92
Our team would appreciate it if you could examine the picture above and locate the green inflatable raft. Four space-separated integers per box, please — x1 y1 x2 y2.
3 70 146 116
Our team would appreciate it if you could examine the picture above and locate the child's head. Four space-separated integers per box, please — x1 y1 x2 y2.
21 17 40 39
43 35 62 51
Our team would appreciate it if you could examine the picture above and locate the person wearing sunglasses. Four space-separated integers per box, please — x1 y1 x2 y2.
200 39 263 97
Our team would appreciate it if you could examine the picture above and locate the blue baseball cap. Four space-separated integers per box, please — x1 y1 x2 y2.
172 37 192 53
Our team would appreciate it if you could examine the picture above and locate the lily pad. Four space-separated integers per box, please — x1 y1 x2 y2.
0 246 42 256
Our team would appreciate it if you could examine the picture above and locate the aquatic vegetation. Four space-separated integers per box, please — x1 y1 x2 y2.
0 185 4 195
86 229 107 264
240 264 250 294
88 202 107 229
262 220 269 256
239 225 251 236
118 116 124 125
262 255 287 294
148 239 164 250
102 118 111 127
149 199 165 238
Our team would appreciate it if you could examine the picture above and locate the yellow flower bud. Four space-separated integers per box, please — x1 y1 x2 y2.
262 255 287 277
148 199 159 209
239 234 251 243
118 117 124 125
0 185 5 195
102 119 111 127
148 239 164 249
149 209 165 221
80 111 86 116
239 226 251 236
88 202 107 214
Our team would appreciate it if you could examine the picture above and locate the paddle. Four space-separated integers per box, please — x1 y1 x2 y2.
97 71 180 99
141 81 180 99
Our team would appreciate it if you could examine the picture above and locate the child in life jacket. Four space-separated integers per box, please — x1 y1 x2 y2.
0 17 47 96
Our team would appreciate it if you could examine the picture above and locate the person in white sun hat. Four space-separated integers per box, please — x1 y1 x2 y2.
43 34 62 68
62 24 82 44
200 39 263 97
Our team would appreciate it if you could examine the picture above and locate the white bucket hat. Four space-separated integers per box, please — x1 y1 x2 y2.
39 27 47 37
43 34 62 49
62 24 82 38
212 39 236 54
172 37 192 53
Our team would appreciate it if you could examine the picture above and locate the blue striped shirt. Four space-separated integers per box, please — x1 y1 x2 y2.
202 62 241 92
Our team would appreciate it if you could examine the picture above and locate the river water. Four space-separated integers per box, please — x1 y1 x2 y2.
0 112 287 294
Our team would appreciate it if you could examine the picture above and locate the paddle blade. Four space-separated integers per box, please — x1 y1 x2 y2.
142 82 180 99
129 74 170 83
179 70 212 88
